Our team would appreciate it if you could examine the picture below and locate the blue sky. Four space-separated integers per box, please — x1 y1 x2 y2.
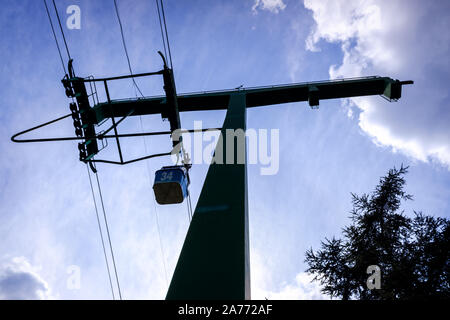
0 0 449 299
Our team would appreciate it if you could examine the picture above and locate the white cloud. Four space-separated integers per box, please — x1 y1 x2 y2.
252 0 286 14
265 273 328 300
0 257 52 300
253 271 328 300
303 0 450 168
251 251 328 299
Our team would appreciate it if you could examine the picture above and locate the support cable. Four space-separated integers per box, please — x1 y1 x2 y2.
52 0 71 62
138 117 169 289
113 0 144 97
43 0 66 74
159 0 173 69
188 193 194 221
152 193 170 289
186 198 190 222
155 0 168 62
186 193 193 222
93 166 123 299
86 164 116 300
181 145 193 222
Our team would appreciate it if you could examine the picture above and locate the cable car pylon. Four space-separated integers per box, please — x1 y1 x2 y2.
12 1 414 301
11 55 413 298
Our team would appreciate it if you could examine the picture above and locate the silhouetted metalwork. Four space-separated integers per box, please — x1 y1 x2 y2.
11 50 413 299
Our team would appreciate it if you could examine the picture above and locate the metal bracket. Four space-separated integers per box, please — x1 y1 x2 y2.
11 113 220 168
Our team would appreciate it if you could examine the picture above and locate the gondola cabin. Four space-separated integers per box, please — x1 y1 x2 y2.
153 166 189 205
